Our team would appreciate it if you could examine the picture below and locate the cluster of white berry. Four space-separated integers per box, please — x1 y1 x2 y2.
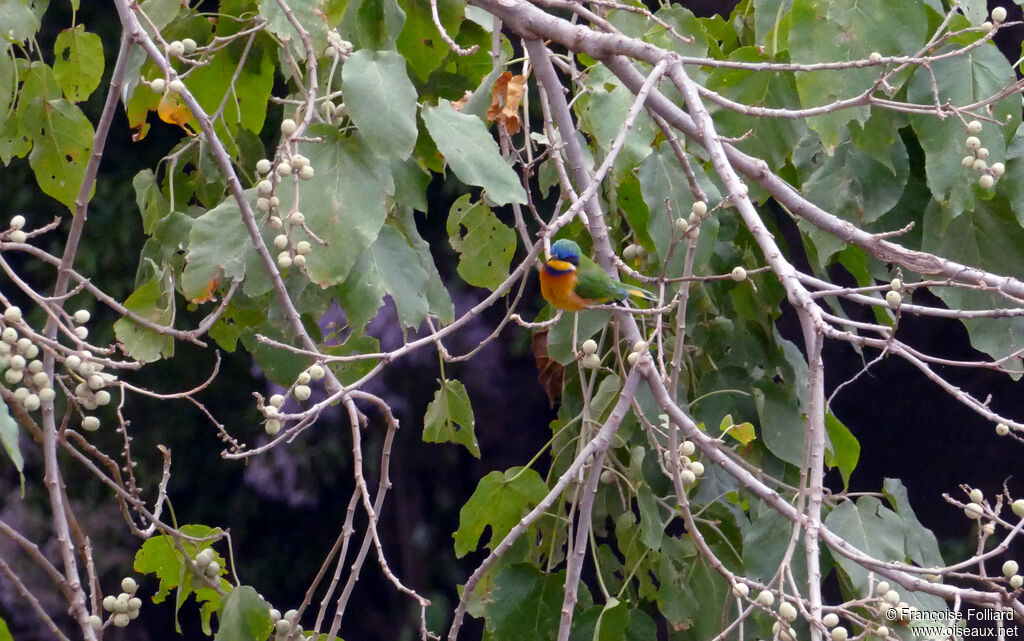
961 120 1005 191
963 490 1024 587
673 200 709 240
253 142 318 271
661 438 705 486
263 364 326 435
146 38 200 96
269 608 306 641
2 305 49 412
191 547 222 589
90 577 141 630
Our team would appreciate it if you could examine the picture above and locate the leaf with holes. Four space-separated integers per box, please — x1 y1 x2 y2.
447 194 516 290
53 25 104 103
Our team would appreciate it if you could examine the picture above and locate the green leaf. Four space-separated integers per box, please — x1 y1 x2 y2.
485 564 565 640
909 43 1020 221
743 505 807 584
788 0 927 148
134 524 223 604
421 100 527 205
355 0 406 50
181 196 254 301
446 194 517 290
53 26 104 103
0 616 11 641
423 377 479 457
114 265 175 362
706 47 805 168
187 36 275 136
638 146 720 277
546 308 612 365
21 94 94 212
453 467 548 557
283 130 393 287
751 382 803 466
0 1 40 43
720 414 756 446
824 497 905 590
0 401 24 489
138 0 181 30
325 334 380 385
336 224 436 331
214 586 273 641
824 412 859 489
397 0 464 81
341 50 418 160
579 66 655 176
260 0 329 59
922 196 1024 363
882 478 944 569
636 483 663 552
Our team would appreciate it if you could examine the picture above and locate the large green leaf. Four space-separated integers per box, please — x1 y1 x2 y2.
824 497 905 589
282 130 393 287
788 0 927 148
484 564 566 640
446 194 516 290
336 224 439 331
579 66 655 177
421 100 527 205
453 467 548 557
423 377 479 457
186 35 275 136
637 146 720 277
706 46 805 168
921 197 1024 363
341 50 418 160
396 0 464 81
213 586 272 641
181 197 253 300
260 0 328 58
743 505 807 584
355 0 406 51
909 43 1020 221
882 478 944 569
114 264 176 362
53 25 104 103
0 1 39 43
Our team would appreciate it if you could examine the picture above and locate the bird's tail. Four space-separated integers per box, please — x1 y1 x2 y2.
615 283 658 303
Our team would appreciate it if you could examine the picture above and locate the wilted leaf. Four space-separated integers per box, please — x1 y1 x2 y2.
486 71 525 134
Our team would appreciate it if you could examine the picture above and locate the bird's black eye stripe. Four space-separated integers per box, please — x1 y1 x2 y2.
565 255 579 266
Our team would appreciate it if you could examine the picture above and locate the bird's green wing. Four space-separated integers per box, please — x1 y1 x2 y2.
574 256 626 302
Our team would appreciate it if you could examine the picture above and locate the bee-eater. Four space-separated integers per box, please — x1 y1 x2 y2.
539 239 657 311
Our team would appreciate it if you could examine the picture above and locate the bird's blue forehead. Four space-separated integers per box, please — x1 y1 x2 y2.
551 239 581 261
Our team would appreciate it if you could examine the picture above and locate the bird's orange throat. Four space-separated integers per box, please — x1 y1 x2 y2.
540 261 587 311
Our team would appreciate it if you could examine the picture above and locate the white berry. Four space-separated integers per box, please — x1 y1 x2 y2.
823 613 839 628
969 488 984 503
10 215 26 230
122 577 138 594
23 394 40 411
582 353 601 369
885 290 901 308
181 38 197 54
265 419 282 436
82 416 101 431
289 211 305 226
626 352 640 365
308 364 325 380
4 306 22 323
298 165 315 180
168 40 185 56
993 6 1007 23
967 120 983 134
991 162 1006 177
1013 499 1024 517
691 201 708 217
269 216 283 229
831 626 849 641
296 240 312 255
277 253 293 269
297 372 311 385
779 601 797 622
256 159 273 175
294 384 312 401
964 502 984 519
280 118 297 136
273 234 289 250
731 582 749 598
730 266 747 281
276 162 292 177
257 180 274 197
868 51 882 63
755 590 774 607
168 79 186 94
269 394 285 408
979 174 995 190
966 136 981 150
9 230 26 243
73 309 91 324
962 155 976 168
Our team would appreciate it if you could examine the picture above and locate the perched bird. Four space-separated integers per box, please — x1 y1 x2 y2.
540 238 657 311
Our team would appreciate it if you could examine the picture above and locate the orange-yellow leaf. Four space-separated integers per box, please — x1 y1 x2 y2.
157 93 195 133
486 71 526 135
